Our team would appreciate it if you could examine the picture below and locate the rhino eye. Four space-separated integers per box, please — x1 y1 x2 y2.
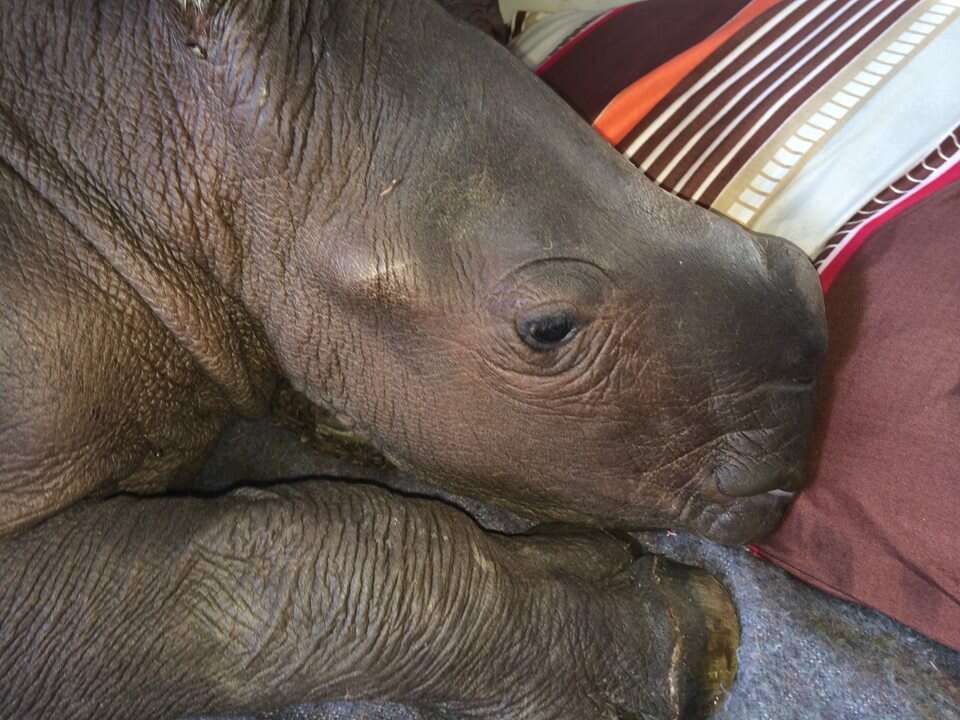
517 309 578 351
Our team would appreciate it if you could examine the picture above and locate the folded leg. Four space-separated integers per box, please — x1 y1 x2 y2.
0 479 735 720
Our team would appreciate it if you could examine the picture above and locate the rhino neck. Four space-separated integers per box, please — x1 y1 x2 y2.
208 0 416 439
0 0 279 417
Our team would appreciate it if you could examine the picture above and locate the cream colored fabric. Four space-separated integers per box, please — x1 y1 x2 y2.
737 1 960 255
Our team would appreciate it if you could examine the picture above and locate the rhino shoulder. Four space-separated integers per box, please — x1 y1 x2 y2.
0 189 239 536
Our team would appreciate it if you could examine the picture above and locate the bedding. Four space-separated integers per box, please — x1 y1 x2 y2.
509 0 960 649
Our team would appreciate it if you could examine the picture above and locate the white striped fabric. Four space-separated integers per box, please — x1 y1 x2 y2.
684 0 913 202
624 0 812 159
751 10 960 255
719 0 956 227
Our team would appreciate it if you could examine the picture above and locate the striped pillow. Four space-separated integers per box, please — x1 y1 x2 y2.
512 0 960 289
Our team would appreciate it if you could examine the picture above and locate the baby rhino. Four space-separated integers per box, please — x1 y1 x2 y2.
0 0 825 718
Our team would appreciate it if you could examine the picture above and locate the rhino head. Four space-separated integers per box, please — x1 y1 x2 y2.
187 0 826 544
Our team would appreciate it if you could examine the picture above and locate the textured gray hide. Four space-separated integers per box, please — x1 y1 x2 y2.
196 419 960 720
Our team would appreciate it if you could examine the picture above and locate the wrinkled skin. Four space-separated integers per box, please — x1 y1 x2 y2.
0 0 825 718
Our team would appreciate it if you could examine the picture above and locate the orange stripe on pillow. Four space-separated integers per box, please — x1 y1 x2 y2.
593 0 785 145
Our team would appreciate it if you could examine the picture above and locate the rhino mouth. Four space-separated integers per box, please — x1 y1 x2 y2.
709 430 808 499
672 384 816 545
684 487 799 545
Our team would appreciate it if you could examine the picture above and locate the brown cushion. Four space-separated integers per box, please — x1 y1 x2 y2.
758 182 960 651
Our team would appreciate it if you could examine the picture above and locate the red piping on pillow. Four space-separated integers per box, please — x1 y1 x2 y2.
818 160 960 292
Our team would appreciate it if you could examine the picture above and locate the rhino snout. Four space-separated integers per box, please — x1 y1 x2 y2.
754 233 828 383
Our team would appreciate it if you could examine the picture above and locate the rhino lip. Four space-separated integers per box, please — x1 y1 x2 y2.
694 488 798 544
711 434 806 499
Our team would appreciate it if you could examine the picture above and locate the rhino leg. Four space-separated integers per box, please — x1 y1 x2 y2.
0 479 736 720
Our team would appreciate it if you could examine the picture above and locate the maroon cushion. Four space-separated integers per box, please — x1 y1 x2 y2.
758 182 960 651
